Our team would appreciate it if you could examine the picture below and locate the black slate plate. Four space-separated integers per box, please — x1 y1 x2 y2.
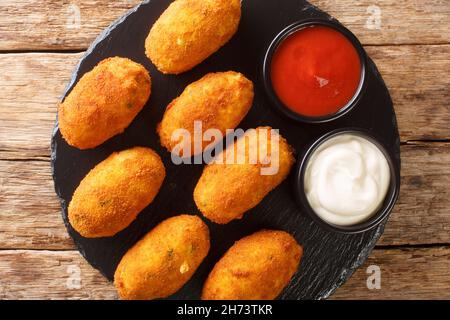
51 0 401 299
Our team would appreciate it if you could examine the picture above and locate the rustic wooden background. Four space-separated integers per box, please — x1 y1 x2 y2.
0 0 449 300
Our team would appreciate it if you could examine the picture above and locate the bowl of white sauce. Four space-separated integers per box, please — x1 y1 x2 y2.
295 129 400 233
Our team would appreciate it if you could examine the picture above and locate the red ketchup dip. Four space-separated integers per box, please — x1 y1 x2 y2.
270 25 362 118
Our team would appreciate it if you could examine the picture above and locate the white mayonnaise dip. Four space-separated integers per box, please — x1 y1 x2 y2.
304 133 391 226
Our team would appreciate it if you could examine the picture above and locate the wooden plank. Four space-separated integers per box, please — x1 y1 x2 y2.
0 0 142 51
1 0 449 51
0 52 83 157
312 0 450 45
379 142 450 246
0 250 117 299
0 247 448 299
366 45 450 141
0 159 73 250
0 45 448 159
333 247 450 299
0 143 449 249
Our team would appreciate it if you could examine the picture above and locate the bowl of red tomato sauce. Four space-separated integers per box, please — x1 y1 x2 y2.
263 19 367 123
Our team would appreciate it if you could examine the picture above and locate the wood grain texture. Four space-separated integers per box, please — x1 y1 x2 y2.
380 142 450 246
0 247 448 299
333 247 450 299
0 250 117 300
0 52 83 158
0 143 449 249
366 45 450 141
0 0 142 51
312 0 450 45
0 159 72 250
0 45 448 160
1 0 449 51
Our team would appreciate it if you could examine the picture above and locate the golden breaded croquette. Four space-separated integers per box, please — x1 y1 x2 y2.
58 57 151 149
202 230 302 300
68 147 165 238
157 71 254 156
194 127 295 224
145 0 241 74
114 215 210 300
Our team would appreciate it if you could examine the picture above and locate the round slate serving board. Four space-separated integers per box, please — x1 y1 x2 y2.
51 0 401 299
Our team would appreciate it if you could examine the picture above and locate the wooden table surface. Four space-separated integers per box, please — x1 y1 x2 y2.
0 0 449 300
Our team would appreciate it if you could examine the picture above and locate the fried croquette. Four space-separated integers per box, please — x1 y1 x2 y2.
58 57 151 149
68 147 165 238
157 71 254 156
114 215 210 300
145 0 241 74
202 230 302 300
194 127 295 224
